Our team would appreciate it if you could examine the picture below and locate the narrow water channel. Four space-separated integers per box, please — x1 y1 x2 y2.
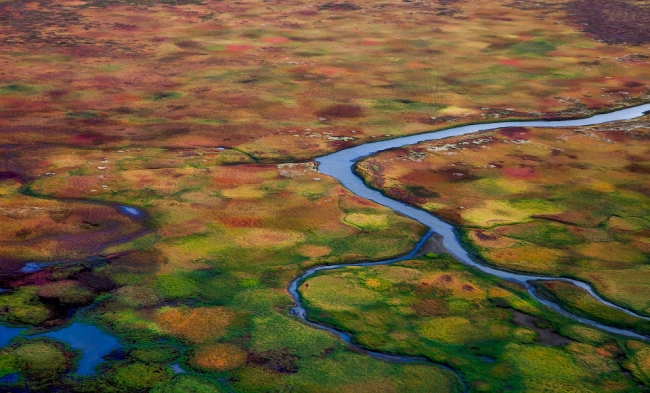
289 103 650 365
3 105 650 384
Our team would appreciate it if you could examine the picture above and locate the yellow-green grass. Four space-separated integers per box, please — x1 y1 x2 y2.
300 254 644 392
232 350 461 393
536 280 650 336
0 339 73 386
625 340 650 385
0 287 55 326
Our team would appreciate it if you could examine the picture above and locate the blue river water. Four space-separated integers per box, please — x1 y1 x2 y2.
1 104 649 383
290 102 650 358
37 323 121 375
0 323 121 376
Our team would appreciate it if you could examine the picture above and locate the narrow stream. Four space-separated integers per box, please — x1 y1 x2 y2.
289 103 650 367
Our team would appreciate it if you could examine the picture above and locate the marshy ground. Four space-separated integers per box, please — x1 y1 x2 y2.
0 0 650 392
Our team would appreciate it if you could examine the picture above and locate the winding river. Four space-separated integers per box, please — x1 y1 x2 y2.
3 105 650 384
289 103 650 366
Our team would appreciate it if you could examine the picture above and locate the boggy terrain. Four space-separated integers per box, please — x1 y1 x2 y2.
300 254 650 392
356 116 650 322
0 0 650 391
0 145 434 392
1 0 650 161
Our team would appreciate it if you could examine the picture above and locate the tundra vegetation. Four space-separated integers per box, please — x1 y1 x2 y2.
0 0 649 391
300 254 650 392
356 117 650 318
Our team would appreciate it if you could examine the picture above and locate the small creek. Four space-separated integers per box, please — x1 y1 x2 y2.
289 103 650 368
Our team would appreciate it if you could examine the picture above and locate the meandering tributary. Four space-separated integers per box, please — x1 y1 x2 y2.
2 105 650 382
289 103 650 367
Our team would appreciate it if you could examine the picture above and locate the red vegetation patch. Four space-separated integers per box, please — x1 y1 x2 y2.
603 130 629 142
226 45 253 51
503 166 538 178
328 140 356 150
402 168 436 185
6 270 54 288
386 187 423 205
566 0 650 45
345 195 375 207
435 208 462 223
316 104 363 118
498 127 530 139
432 167 477 182
498 59 522 66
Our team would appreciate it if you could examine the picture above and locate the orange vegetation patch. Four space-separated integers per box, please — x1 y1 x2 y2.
498 127 530 139
261 37 290 44
484 243 566 273
503 167 538 179
153 306 235 343
191 343 247 371
297 244 331 258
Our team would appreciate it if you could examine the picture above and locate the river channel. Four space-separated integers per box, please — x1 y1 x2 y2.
289 103 650 366
2 104 650 382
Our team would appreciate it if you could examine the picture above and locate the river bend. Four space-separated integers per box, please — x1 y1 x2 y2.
290 103 650 363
